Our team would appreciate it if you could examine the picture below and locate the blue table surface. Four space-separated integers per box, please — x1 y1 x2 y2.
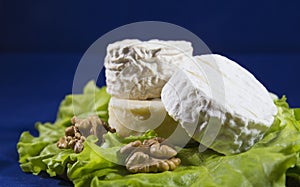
0 53 300 186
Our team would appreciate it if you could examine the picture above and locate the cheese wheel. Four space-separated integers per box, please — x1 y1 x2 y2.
161 54 277 155
105 39 193 100
108 97 191 146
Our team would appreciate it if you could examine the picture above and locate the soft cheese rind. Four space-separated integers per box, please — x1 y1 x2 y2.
161 54 277 155
108 97 191 146
104 39 193 100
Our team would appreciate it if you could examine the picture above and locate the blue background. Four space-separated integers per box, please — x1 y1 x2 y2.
0 0 300 186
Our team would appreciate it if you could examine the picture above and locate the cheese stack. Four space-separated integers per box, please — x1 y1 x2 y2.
105 39 193 145
105 40 277 154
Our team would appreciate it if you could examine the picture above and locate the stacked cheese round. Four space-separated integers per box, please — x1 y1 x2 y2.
108 97 191 146
105 39 193 146
104 39 193 100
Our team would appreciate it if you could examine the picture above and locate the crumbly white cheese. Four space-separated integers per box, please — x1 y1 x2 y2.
161 54 277 155
104 39 193 100
108 97 191 146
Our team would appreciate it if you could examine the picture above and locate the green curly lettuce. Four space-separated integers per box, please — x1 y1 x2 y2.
84 97 300 187
17 81 300 187
17 81 110 176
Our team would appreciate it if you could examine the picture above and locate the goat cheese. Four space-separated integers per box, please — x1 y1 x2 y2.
108 97 191 146
161 54 277 155
104 39 193 100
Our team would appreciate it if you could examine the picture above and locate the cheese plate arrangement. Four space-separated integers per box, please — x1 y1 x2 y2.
17 39 300 187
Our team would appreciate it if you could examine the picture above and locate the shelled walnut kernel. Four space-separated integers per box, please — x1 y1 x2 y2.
120 138 181 173
57 115 116 153
57 125 85 153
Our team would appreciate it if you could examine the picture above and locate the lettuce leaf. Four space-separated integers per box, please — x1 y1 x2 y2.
17 123 65 174
17 81 111 175
17 81 300 187
56 81 111 125
101 130 158 148
86 97 300 187
67 131 159 186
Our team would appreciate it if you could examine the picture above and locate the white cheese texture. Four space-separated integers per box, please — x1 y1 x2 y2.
161 54 277 155
108 97 191 146
104 39 193 100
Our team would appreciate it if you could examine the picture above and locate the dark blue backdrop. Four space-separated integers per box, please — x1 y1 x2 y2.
0 0 300 186
1 0 300 53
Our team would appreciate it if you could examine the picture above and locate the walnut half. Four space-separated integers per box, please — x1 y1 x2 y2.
57 115 115 153
120 138 181 173
57 125 86 153
72 115 116 145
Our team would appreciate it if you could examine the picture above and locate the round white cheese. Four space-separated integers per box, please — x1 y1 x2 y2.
104 39 193 100
161 54 277 155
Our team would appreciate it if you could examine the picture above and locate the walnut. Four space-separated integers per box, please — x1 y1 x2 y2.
57 115 116 153
57 121 85 153
120 138 181 173
72 115 115 145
